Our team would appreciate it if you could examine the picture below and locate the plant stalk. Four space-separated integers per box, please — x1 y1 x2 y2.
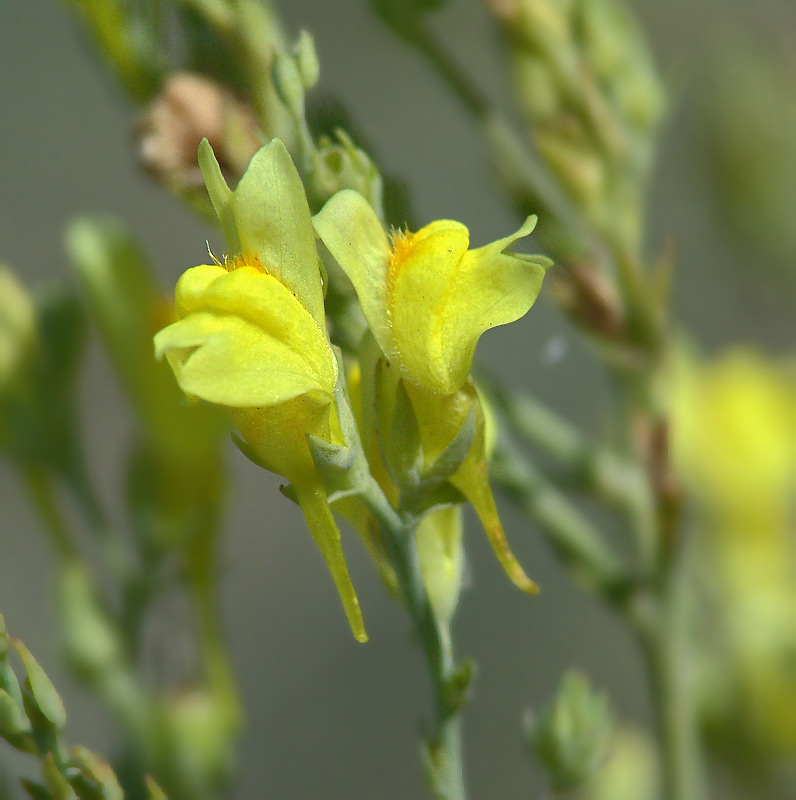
359 478 466 800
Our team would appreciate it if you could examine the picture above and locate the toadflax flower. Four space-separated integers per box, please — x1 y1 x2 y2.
314 190 551 593
154 139 367 642
314 189 550 395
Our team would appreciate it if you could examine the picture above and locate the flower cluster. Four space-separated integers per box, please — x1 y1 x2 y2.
155 138 550 639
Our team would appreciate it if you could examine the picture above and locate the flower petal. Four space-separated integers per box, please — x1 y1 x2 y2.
389 220 470 392
232 139 326 326
155 267 336 407
313 190 393 359
419 215 548 394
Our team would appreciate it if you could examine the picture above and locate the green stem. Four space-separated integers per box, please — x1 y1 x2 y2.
633 560 705 800
22 469 77 559
359 478 466 800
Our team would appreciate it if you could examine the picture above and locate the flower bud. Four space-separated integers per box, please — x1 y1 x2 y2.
59 563 124 682
527 670 613 792
0 268 36 386
584 727 657 800
416 506 464 628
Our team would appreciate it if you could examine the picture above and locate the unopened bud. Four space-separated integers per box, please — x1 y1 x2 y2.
60 563 124 681
527 670 613 792
0 267 35 386
310 130 384 211
295 31 320 90
417 506 464 628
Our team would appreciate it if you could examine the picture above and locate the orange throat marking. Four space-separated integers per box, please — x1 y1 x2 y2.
224 253 267 274
388 228 416 282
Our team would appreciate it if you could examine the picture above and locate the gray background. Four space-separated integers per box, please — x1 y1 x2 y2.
1 0 794 797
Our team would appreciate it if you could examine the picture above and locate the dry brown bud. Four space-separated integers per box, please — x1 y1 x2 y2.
551 263 625 340
483 0 519 23
137 73 261 191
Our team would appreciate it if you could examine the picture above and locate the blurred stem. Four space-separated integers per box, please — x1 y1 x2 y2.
632 555 705 800
189 537 241 732
22 469 78 559
485 381 657 563
405 23 603 261
358 476 466 800
175 0 235 32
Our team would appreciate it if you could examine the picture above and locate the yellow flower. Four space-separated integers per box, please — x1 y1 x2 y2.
155 139 366 642
313 189 550 395
315 191 547 593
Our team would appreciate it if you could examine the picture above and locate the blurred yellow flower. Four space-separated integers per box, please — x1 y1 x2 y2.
672 348 796 758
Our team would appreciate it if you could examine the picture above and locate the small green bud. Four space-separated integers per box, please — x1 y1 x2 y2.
584 727 658 800
13 640 67 732
0 688 32 737
294 31 320 90
0 267 36 386
273 52 307 121
21 778 52 800
310 130 384 213
153 689 237 797
527 670 613 792
416 506 464 628
59 563 124 682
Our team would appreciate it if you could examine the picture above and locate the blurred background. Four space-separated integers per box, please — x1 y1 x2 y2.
1 0 794 797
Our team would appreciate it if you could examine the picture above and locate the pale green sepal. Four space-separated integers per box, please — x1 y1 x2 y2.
71 747 123 800
306 435 361 502
386 378 424 490
145 776 169 800
307 353 371 501
232 139 326 325
21 779 52 800
420 406 476 490
411 483 466 518
42 752 78 800
0 689 31 736
442 658 475 718
295 484 368 643
231 432 270 472
198 139 240 255
313 190 393 360
12 641 66 731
